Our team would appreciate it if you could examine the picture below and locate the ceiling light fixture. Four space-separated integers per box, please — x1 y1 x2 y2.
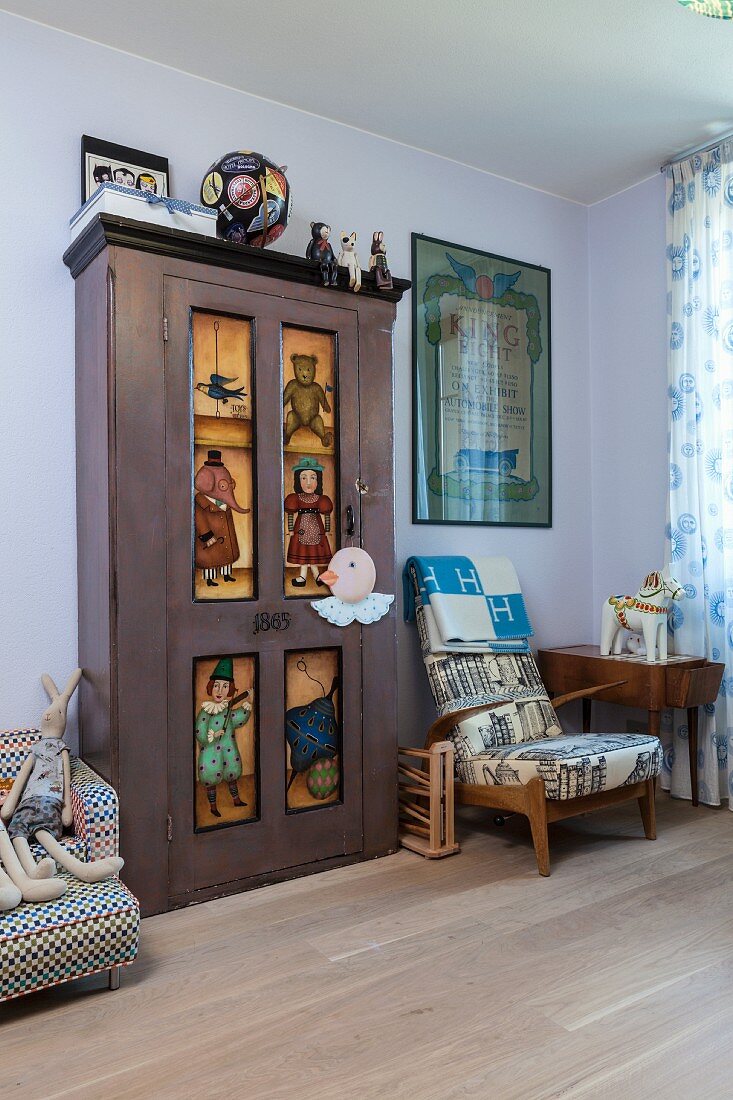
678 0 733 17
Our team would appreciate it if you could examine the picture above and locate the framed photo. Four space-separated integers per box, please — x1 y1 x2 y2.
412 233 551 527
80 135 170 204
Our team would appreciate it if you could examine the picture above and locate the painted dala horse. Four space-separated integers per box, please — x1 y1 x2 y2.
600 567 685 664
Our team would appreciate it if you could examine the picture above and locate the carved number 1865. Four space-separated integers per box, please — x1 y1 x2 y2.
253 612 292 635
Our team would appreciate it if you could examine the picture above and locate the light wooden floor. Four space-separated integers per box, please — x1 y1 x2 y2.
3 792 733 1099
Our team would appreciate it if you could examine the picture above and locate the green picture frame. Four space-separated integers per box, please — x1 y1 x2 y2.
412 233 552 527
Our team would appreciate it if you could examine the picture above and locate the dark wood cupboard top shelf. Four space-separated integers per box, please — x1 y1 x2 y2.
63 214 411 303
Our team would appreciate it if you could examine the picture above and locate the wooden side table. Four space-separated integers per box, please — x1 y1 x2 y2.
537 645 724 807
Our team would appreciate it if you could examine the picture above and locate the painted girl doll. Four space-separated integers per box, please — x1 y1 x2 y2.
284 456 334 588
195 657 251 818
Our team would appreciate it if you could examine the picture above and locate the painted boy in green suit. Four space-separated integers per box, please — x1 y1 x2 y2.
195 657 252 818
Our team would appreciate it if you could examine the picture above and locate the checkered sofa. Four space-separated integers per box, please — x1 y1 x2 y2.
0 729 140 1002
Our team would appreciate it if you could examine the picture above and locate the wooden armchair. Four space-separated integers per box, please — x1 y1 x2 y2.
423 683 658 876
406 565 663 876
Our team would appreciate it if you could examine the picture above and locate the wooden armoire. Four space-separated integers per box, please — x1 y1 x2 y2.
64 215 408 915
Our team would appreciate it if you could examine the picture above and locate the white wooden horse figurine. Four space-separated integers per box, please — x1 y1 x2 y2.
600 567 685 664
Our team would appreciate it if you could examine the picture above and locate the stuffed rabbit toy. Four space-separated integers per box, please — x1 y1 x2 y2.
0 816 66 907
0 754 65 907
0 835 23 910
1 670 124 886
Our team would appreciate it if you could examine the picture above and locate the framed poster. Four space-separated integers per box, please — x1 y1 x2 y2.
412 234 551 527
80 135 170 203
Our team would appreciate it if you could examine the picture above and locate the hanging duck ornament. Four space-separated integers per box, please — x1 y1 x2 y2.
285 659 339 793
312 547 394 626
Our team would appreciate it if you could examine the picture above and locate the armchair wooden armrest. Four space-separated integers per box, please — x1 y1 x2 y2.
551 680 628 709
425 701 503 748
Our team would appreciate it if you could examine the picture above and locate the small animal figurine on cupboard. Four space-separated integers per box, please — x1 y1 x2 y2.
337 232 361 292
369 231 393 290
1 670 124 885
306 222 338 287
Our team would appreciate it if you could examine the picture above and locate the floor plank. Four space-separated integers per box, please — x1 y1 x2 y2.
2 792 732 1099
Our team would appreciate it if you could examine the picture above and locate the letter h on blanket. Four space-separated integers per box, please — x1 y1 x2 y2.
403 555 533 653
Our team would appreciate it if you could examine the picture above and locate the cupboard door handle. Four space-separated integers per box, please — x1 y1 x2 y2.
345 504 355 539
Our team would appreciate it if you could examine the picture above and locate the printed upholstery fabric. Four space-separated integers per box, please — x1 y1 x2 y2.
0 871 139 1001
416 601 562 749
453 734 663 799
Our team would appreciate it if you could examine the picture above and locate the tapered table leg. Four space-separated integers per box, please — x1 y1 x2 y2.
648 710 661 738
687 706 699 807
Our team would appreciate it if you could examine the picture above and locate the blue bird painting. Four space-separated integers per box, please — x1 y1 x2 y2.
196 374 247 404
446 252 521 301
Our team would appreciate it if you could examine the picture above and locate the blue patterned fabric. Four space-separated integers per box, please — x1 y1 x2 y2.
74 181 212 220
665 144 733 807
403 556 533 652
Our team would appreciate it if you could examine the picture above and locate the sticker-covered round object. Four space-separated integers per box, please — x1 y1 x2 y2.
319 547 376 604
306 757 340 800
200 151 292 247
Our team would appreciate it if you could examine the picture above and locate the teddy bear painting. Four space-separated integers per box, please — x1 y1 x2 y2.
283 353 333 448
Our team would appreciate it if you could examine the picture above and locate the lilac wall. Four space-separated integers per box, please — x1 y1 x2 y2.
589 175 668 626
0 13 597 749
2 14 673 750
587 174 669 731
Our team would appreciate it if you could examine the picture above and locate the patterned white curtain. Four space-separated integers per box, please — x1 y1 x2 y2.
664 142 733 807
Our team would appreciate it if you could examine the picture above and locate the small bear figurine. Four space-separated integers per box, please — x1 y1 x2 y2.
369 231 393 290
283 354 333 447
306 222 338 287
337 231 361 292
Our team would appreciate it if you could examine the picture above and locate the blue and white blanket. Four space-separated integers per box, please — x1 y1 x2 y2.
403 555 533 654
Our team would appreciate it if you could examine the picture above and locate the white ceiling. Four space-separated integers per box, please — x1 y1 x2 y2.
4 0 733 203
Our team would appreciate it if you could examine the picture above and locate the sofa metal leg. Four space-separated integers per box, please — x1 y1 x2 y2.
638 777 657 840
525 778 550 877
108 965 121 991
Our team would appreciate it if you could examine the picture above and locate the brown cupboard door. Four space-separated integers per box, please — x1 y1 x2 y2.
163 276 364 900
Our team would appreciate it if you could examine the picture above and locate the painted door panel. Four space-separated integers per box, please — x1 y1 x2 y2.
164 278 363 897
